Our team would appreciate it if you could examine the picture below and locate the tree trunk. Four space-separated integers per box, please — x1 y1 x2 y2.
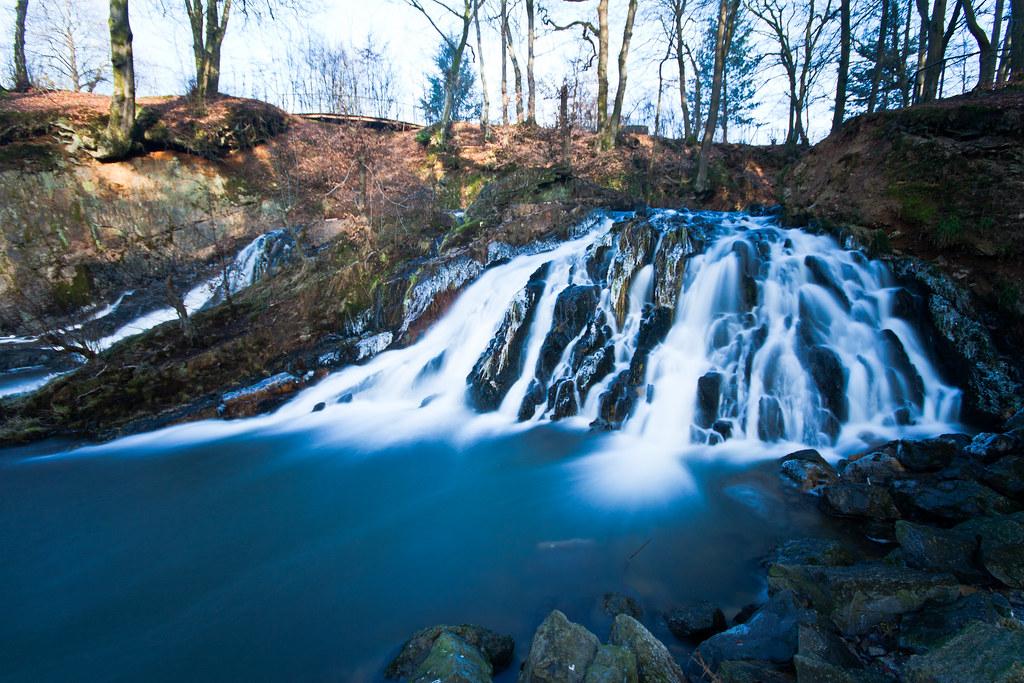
525 0 536 124
921 0 949 101
962 0 996 87
900 0 914 106
500 0 508 124
914 0 929 101
605 0 638 148
989 0 1005 83
475 1 490 136
165 275 196 344
505 20 524 123
559 82 571 166
869 0 891 113
832 0 851 131
687 47 702 137
104 0 135 159
674 3 692 140
13 0 30 91
696 0 739 193
596 0 609 132
721 68 729 144
1010 0 1024 80
440 4 475 143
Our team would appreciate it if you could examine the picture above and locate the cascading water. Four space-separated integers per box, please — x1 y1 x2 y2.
280 209 960 457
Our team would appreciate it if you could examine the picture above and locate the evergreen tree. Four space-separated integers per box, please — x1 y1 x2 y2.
419 38 481 124
848 0 914 113
690 14 760 143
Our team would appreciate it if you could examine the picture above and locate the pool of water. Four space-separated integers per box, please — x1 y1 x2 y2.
0 421 846 682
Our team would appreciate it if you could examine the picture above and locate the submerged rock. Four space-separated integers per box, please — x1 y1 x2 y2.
664 601 727 643
386 624 514 679
602 593 643 620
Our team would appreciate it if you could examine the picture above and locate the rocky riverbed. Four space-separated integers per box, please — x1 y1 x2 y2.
383 415 1024 683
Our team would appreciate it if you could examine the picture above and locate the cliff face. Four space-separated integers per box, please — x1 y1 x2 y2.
782 86 1024 340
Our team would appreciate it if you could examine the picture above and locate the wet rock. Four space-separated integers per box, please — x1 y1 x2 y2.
839 448 907 484
518 380 547 421
820 481 900 521
251 229 298 282
664 601 726 642
410 631 493 683
608 220 655 327
338 392 354 404
593 372 638 431
468 265 547 411
964 431 1021 464
779 449 839 494
602 593 643 620
890 476 1015 525
534 285 601 385
386 624 514 679
573 345 616 402
692 591 812 675
976 454 1024 499
796 623 862 670
312 402 326 413
894 520 983 581
956 513 1024 588
767 562 959 636
758 396 786 441
898 592 1013 654
903 621 1024 683
715 660 794 683
583 645 638 683
401 256 485 336
712 419 733 440
585 243 614 285
609 614 686 683
218 372 302 419
804 345 849 426
1007 407 1024 431
879 330 926 411
894 436 967 472
549 380 580 420
519 610 599 683
652 226 692 313
804 255 851 309
695 372 723 429
768 538 854 568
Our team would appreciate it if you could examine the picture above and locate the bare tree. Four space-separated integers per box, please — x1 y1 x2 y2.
831 0 850 131
961 0 995 88
31 0 108 92
100 0 135 160
475 0 491 133
504 1 525 123
915 0 963 102
526 0 537 123
606 0 639 146
13 0 30 90
404 0 481 143
1011 0 1023 80
695 0 740 192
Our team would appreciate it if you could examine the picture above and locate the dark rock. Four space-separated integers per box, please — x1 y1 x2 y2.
712 419 733 440
609 614 687 683
768 538 854 568
758 396 786 441
976 455 1024 499
839 448 907 484
533 285 601 387
903 621 1024 683
1007 407 1024 431
792 656 888 683
634 306 673 360
664 602 727 643
895 436 967 472
594 372 638 430
219 372 302 419
653 226 692 313
386 624 514 679
894 520 983 581
550 380 580 420
410 632 493 683
731 604 760 626
518 380 547 421
879 329 926 411
804 345 849 426
607 220 655 327
695 372 723 429
519 610 599 683
890 476 1015 525
955 513 1024 588
715 660 794 683
779 449 839 494
767 562 959 635
467 265 547 411
338 392 354 404
312 402 326 413
796 623 862 670
584 645 638 683
964 432 1021 464
804 255 851 309
603 593 643 620
898 591 1013 654
821 481 900 521
692 591 813 675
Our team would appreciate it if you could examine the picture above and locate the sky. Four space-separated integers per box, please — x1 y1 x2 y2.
1 0 989 144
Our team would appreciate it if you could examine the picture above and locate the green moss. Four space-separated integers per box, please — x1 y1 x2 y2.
53 264 94 309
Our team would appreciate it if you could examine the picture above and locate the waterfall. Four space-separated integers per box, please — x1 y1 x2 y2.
279 210 961 456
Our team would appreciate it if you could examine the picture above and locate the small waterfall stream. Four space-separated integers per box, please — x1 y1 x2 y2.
280 210 961 456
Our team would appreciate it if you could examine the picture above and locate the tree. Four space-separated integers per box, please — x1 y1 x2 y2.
286 35 397 117
474 0 491 133
101 0 135 160
961 0 996 88
691 13 759 143
606 0 639 147
695 0 740 192
915 0 963 102
404 0 480 144
31 0 108 92
1012 0 1024 81
419 37 482 124
13 0 30 91
832 0 850 132
526 0 537 123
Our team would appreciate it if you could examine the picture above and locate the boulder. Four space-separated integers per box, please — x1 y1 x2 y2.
779 449 839 494
890 476 1015 525
904 621 1024 683
519 610 599 683
976 454 1024 500
898 591 1013 654
895 436 966 472
964 431 1021 464
715 660 794 683
386 624 514 679
602 593 643 620
803 345 849 426
692 591 813 675
593 372 638 431
796 623 862 670
218 372 303 419
607 220 655 327
410 632 493 683
767 562 959 636
792 655 888 683
820 481 900 521
664 601 727 642
894 520 983 581
467 265 547 410
652 226 692 313
533 285 600 386
767 538 854 568
840 448 907 484
695 372 723 429
955 513 1024 588
758 396 787 441
583 645 638 683
609 614 687 683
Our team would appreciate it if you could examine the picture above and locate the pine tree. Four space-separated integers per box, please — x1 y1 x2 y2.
419 38 481 124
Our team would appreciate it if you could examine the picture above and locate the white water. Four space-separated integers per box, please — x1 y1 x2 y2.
273 210 960 464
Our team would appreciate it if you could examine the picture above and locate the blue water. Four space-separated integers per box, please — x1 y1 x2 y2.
0 424 841 682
